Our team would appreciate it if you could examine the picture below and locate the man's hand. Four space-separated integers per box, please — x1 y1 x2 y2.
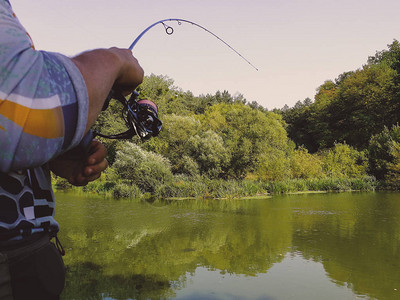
108 48 144 95
49 140 108 186
71 47 144 133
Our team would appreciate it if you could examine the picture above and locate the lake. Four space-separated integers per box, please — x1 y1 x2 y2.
55 191 400 300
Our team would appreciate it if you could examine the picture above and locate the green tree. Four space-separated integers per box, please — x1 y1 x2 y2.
137 74 177 103
368 124 400 180
282 41 400 152
112 142 173 193
328 63 397 148
309 81 338 150
281 98 316 151
255 146 291 181
368 39 400 72
186 130 230 178
385 141 400 189
321 143 368 178
142 114 202 174
290 147 324 179
368 40 400 127
203 103 289 179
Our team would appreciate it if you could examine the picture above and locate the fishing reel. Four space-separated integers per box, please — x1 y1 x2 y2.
93 90 162 141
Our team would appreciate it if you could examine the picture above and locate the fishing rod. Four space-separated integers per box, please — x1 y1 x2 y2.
94 18 258 141
129 18 259 71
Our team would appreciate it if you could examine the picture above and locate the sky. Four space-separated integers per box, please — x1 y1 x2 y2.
10 0 400 110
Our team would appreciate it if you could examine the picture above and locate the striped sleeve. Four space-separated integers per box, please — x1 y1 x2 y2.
0 1 88 172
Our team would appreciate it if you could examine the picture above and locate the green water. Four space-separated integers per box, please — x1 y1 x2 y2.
55 191 400 300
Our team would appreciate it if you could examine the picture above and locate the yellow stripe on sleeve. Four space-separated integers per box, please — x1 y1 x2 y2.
0 99 64 138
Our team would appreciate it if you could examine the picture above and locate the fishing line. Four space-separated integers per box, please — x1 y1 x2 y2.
129 18 259 71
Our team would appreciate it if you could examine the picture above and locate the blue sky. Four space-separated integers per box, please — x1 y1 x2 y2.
10 0 400 109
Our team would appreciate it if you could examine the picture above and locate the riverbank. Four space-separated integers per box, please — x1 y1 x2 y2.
53 175 377 200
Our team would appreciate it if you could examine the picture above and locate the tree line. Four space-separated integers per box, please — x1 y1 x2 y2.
278 39 400 187
54 40 400 197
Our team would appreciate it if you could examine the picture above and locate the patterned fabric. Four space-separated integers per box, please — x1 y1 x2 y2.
0 0 89 240
0 168 57 240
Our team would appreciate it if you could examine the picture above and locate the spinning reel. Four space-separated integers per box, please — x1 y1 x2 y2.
93 90 162 141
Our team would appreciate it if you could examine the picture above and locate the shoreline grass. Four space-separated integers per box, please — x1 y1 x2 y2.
53 175 377 200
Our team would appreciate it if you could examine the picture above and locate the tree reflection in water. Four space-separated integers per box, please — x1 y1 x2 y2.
56 192 400 300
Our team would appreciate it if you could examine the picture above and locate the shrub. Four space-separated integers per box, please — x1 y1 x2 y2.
112 182 142 199
186 130 230 178
52 175 73 190
320 143 368 178
385 141 400 190
255 148 291 181
290 147 324 179
175 155 200 177
368 124 400 179
112 142 173 193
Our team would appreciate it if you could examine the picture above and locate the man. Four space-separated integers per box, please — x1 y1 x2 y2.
0 0 144 298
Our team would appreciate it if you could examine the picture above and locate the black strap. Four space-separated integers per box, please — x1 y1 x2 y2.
54 236 65 256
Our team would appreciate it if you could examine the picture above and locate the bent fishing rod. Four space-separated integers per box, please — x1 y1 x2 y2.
93 18 258 142
129 18 258 71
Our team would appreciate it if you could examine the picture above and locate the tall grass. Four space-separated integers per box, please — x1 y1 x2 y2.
265 176 376 194
53 175 376 200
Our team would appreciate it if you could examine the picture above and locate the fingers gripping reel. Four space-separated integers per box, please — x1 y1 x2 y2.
93 91 162 141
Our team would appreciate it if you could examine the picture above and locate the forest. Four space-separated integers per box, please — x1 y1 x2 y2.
54 40 400 198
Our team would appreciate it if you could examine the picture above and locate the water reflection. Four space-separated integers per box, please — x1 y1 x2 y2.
174 255 361 300
56 192 400 300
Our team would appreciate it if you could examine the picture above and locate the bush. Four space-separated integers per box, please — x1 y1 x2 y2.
255 147 291 181
321 143 368 178
368 124 400 179
112 182 142 199
52 175 73 190
175 155 200 177
154 175 201 198
112 142 173 193
290 147 324 179
385 141 400 190
186 130 230 178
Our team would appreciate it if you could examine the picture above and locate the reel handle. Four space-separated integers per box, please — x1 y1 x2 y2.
102 90 136 111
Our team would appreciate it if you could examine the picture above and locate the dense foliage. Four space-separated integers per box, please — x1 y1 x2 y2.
54 40 400 197
280 40 400 151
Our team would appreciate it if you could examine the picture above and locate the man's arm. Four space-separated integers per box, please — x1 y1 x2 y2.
0 1 143 173
49 47 144 185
